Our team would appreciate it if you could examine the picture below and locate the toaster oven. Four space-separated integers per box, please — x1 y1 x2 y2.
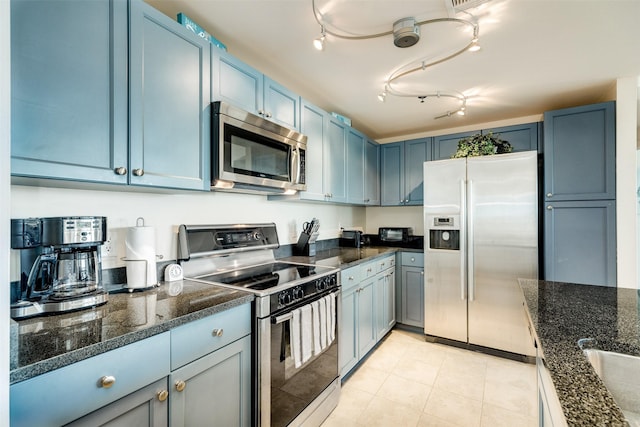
378 227 412 243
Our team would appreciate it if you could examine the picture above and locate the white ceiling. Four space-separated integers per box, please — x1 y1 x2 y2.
146 0 640 141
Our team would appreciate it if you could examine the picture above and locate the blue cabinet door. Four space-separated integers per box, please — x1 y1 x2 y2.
364 139 380 205
380 142 404 206
404 138 430 205
544 200 616 286
297 99 327 201
484 122 540 153
324 116 347 203
264 77 300 130
401 266 425 328
544 102 615 201
339 287 358 377
346 128 365 204
432 131 476 161
211 49 263 114
11 0 128 184
129 0 211 190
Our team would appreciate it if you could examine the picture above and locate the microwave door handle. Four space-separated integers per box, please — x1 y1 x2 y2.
291 148 301 184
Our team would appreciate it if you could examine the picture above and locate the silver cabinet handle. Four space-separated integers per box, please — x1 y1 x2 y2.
546 193 553 198
348 276 354 281
212 328 224 337
265 112 272 118
100 375 116 388
258 109 265 116
547 205 553 210
132 168 144 176
114 167 127 175
420 271 424 276
410 257 415 262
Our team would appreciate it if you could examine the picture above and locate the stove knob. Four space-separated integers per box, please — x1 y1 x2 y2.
279 292 291 306
316 278 327 291
328 275 337 287
293 287 304 300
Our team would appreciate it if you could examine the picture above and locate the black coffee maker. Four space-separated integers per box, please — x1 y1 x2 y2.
11 216 109 319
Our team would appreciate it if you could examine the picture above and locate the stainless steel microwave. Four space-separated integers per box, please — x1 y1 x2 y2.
211 101 307 194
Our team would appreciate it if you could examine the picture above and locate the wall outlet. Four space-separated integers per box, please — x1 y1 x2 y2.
102 237 113 256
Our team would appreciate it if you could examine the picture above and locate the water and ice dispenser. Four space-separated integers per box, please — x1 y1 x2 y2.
428 216 460 250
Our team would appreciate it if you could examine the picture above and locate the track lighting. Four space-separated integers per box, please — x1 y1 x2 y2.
311 0 485 119
313 26 326 51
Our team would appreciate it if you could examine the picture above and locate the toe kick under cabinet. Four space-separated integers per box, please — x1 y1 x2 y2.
10 303 252 427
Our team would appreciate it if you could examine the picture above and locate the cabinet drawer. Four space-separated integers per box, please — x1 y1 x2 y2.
362 261 377 279
376 255 395 273
341 265 362 292
171 303 251 370
10 332 170 427
401 252 424 268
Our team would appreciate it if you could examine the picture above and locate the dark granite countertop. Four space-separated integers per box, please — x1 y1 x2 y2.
10 280 254 384
10 246 421 385
284 246 421 269
519 279 640 426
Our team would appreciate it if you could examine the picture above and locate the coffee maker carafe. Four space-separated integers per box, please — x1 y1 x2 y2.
11 216 108 319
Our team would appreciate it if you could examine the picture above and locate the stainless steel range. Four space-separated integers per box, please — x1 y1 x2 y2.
178 223 341 427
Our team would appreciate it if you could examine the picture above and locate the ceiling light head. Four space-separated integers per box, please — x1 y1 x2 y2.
378 92 387 102
468 40 481 52
313 26 326 51
393 17 420 48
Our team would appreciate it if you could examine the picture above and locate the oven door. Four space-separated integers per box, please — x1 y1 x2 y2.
259 289 340 427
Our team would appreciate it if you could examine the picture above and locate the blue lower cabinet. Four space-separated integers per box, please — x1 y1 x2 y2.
10 332 171 427
544 200 616 286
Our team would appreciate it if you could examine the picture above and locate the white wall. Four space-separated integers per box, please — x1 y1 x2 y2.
1 0 11 421
616 77 638 289
10 186 365 277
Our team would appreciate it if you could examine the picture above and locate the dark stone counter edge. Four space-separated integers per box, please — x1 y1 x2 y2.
10 246 423 385
9 294 254 384
518 279 631 426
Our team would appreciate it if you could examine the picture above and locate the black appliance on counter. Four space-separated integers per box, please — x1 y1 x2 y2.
178 223 341 427
10 216 108 319
339 229 364 248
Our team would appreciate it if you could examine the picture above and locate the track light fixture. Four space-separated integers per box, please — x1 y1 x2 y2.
311 0 484 120
313 25 326 50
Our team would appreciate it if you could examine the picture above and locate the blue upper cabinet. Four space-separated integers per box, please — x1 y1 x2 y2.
544 101 615 201
380 138 431 206
380 142 404 206
211 49 263 114
324 116 348 203
364 139 380 206
211 49 300 130
129 0 211 190
483 122 540 153
11 0 129 184
404 138 430 206
432 131 477 161
346 128 365 204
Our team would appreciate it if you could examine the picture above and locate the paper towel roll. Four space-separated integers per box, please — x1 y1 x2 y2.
125 218 157 289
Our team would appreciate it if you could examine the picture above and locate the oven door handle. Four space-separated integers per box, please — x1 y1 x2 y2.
273 312 293 325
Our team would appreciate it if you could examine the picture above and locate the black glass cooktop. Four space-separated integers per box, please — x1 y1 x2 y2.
198 262 324 290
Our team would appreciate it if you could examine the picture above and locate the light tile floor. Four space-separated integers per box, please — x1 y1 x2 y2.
322 328 537 427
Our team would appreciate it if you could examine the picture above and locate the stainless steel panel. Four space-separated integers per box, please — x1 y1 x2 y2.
424 159 467 342
466 152 538 356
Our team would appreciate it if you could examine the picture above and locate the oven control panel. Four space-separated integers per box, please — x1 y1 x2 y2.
272 273 339 311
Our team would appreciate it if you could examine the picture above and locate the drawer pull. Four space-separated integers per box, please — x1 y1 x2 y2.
132 168 144 176
114 166 127 175
212 328 224 337
100 375 116 389
348 276 354 281
157 390 169 402
175 380 186 392
411 257 415 262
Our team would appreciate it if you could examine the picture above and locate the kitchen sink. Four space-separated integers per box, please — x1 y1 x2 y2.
583 348 640 427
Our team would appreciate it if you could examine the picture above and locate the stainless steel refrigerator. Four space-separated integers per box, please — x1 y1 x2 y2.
424 151 538 357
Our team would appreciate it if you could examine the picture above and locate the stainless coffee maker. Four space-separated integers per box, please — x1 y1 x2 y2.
10 216 108 319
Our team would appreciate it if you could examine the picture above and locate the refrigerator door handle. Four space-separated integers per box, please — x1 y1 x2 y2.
468 179 475 302
460 179 467 301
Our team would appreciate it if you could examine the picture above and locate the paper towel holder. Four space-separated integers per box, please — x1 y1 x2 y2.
121 254 163 292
